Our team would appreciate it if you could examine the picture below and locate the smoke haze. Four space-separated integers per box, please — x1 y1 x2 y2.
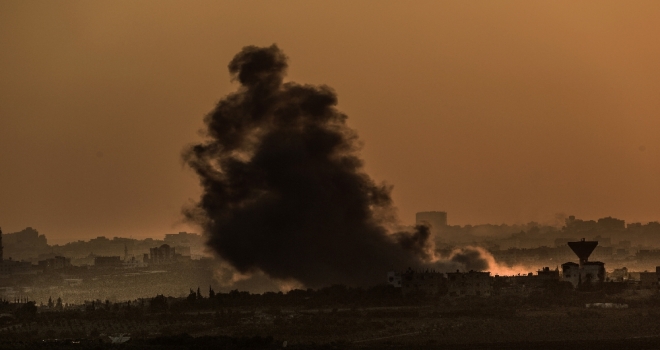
184 45 491 287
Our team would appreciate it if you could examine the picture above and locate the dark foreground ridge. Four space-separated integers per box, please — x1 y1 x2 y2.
4 283 660 349
3 334 660 350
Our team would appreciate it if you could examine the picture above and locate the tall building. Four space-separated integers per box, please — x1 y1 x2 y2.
147 244 181 265
1 227 48 260
415 211 447 229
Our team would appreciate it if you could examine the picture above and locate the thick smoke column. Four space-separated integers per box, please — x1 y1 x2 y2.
184 45 481 287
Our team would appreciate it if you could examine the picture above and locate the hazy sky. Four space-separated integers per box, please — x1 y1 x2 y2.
1 1 659 243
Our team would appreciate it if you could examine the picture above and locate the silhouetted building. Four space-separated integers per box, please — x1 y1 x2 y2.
636 250 660 262
609 267 629 282
495 267 560 294
564 216 625 235
399 268 447 296
0 258 33 275
2 227 47 247
446 270 492 297
1 227 49 260
147 244 181 265
94 256 122 268
122 256 146 268
38 256 71 270
597 217 625 231
537 266 560 281
564 216 598 233
562 239 605 288
164 232 201 246
163 232 204 258
389 269 491 297
639 271 658 289
561 261 605 287
0 229 36 275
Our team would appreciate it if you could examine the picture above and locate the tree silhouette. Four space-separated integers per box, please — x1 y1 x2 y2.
150 294 168 312
187 289 197 303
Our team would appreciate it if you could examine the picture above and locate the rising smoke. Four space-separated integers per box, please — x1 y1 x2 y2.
184 45 491 288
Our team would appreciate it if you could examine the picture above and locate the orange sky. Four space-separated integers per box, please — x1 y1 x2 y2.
1 1 659 243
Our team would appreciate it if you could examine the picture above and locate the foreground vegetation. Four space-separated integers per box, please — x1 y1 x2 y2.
2 284 660 349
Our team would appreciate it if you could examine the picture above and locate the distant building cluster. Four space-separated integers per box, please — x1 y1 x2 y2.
94 256 123 268
389 237 608 296
38 256 71 270
6 212 660 305
0 228 33 275
0 228 203 278
388 269 493 297
144 244 187 265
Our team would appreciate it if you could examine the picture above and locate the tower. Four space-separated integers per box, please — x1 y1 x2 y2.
567 238 598 266
562 238 605 288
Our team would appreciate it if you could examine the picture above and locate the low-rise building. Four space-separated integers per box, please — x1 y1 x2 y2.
94 256 122 268
389 269 491 297
122 256 147 269
38 256 71 270
609 267 629 282
0 258 34 275
400 269 447 296
446 270 492 297
640 270 659 289
562 261 605 288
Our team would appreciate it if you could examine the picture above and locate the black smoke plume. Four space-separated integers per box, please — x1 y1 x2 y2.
448 247 490 272
184 45 486 287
